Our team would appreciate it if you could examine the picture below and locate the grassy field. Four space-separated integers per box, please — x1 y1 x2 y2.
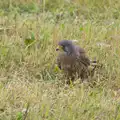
0 0 120 119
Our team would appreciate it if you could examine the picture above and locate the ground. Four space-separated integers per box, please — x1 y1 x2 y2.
0 0 120 120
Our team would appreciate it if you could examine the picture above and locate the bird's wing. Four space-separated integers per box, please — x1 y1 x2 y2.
75 45 90 67
79 55 90 67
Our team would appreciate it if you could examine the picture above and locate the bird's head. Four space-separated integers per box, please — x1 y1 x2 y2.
56 40 75 55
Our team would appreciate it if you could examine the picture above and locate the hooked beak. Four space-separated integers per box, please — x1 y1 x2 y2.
56 45 63 51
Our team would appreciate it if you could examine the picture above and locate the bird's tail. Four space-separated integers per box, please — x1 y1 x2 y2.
89 59 102 77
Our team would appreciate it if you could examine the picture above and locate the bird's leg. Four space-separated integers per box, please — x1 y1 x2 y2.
89 59 102 77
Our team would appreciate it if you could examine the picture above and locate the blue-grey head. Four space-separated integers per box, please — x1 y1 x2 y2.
56 40 76 55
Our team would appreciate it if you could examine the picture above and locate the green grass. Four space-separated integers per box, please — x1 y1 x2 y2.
0 0 120 120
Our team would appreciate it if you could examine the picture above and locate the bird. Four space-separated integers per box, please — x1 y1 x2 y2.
56 40 91 84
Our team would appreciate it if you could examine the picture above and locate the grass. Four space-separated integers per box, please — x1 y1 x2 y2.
0 0 120 119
